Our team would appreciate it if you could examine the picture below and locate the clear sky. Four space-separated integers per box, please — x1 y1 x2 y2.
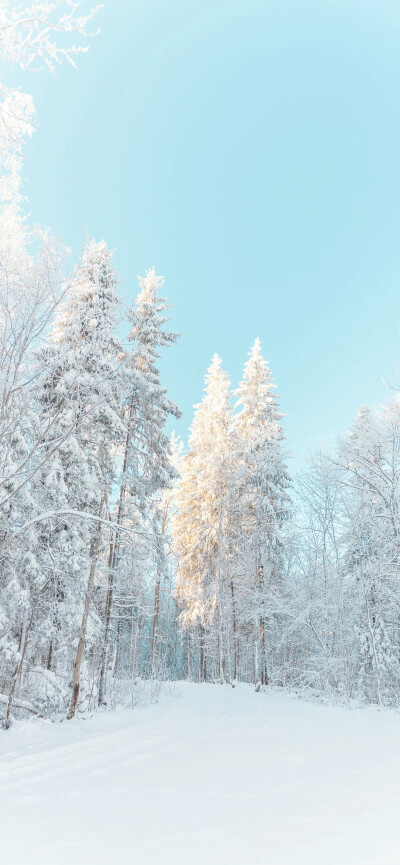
12 0 400 467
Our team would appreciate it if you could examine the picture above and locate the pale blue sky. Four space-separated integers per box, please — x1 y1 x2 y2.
11 0 400 465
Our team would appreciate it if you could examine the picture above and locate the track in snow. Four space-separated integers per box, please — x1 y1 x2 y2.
1 682 400 865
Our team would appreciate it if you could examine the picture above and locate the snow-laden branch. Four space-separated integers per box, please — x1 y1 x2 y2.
13 508 168 543
0 2 103 209
0 692 43 717
0 2 103 73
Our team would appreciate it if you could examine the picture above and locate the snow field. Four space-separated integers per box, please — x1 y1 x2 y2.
1 682 400 865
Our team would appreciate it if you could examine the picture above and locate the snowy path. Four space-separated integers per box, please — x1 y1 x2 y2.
1 683 400 865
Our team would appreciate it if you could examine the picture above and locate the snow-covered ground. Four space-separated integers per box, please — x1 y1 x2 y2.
1 683 400 865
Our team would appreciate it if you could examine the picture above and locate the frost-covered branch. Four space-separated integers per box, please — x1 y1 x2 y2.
0 1 103 208
13 508 166 541
0 1 103 73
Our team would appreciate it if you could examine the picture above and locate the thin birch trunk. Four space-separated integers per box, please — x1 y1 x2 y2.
98 400 135 704
150 575 161 677
67 494 106 720
98 525 115 705
151 499 169 677
230 578 238 680
4 609 35 729
217 487 224 683
4 581 49 728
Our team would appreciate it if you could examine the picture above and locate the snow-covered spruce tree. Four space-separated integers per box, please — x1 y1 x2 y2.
22 240 125 722
98 268 181 703
233 339 290 685
172 446 206 680
174 354 238 683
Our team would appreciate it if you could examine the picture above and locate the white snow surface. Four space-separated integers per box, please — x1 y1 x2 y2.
1 682 400 865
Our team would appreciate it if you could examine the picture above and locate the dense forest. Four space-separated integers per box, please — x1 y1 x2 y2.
1 2 400 729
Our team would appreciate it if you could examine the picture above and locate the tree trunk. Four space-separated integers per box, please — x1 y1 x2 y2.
67 495 105 720
217 490 225 683
150 501 168 678
258 561 268 686
4 583 49 728
150 575 161 677
4 611 34 729
46 639 53 671
199 623 205 682
230 578 238 680
98 400 136 704
187 631 192 680
97 531 116 705
259 614 268 685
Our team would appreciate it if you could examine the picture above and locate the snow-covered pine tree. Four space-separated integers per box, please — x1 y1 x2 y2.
26 239 125 721
233 339 290 685
98 268 180 701
174 354 237 682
